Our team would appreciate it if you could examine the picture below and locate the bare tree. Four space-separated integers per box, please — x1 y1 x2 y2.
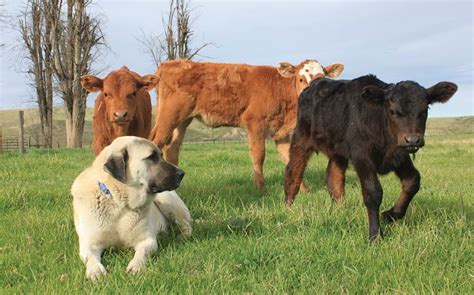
48 0 105 148
18 0 104 148
0 1 7 35
138 0 213 67
19 0 54 147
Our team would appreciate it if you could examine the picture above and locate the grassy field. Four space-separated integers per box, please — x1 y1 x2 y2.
1 130 473 293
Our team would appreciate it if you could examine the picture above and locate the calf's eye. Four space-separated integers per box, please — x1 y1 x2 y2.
389 110 404 117
418 111 427 119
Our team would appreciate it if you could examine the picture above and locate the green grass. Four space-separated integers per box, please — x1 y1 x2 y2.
0 134 473 293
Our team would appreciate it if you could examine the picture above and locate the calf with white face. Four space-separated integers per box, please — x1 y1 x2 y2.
149 59 344 192
278 59 344 94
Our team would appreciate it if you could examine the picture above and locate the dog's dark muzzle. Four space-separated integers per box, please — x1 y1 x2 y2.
148 161 185 194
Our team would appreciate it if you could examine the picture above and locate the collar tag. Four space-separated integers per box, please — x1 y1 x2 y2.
98 181 112 198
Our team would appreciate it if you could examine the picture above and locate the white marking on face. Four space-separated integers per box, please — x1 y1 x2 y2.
298 60 325 83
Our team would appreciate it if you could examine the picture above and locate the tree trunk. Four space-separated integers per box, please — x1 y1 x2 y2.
21 1 54 148
44 3 54 148
63 0 88 148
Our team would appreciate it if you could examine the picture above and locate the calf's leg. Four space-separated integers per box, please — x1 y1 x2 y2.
149 111 182 148
275 137 309 193
284 133 313 205
149 92 193 148
162 118 193 165
326 156 349 202
353 160 383 241
383 157 420 221
246 124 266 190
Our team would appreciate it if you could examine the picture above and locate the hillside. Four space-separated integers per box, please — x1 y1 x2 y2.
0 107 473 147
0 107 244 147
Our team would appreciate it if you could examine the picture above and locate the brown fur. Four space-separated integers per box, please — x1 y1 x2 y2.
149 60 344 189
81 66 158 155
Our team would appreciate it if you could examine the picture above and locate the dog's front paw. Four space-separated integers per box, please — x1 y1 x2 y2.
179 221 192 238
86 263 107 281
126 258 146 275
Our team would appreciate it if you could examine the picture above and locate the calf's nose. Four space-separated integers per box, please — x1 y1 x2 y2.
113 110 128 121
404 134 421 146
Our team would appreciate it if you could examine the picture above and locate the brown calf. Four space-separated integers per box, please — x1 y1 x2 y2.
149 60 344 190
81 66 159 155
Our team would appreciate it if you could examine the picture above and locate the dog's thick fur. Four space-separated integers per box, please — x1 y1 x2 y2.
71 136 192 280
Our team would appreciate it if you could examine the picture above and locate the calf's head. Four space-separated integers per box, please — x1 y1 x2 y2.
102 136 185 196
361 81 457 153
277 60 344 94
81 66 159 136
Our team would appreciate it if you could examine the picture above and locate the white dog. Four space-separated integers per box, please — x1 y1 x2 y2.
71 136 192 280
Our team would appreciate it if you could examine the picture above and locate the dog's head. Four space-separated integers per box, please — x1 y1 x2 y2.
100 136 184 194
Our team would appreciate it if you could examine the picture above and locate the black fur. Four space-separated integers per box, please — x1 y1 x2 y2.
285 75 457 240
104 149 128 183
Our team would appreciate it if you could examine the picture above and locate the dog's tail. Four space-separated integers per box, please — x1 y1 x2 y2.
154 191 192 237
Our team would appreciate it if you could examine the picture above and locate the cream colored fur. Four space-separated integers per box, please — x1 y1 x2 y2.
71 136 192 281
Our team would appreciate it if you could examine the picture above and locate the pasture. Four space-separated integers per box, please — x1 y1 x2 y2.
1 130 473 293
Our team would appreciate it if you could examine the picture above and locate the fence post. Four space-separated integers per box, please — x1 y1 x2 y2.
18 111 25 155
0 128 3 154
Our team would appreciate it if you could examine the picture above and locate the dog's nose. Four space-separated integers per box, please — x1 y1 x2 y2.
176 170 185 184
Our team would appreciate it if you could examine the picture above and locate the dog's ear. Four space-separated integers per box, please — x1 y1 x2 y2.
104 149 128 183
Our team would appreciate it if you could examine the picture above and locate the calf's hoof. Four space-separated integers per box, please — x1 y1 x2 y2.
369 230 384 242
254 183 268 193
382 208 405 222
299 182 309 193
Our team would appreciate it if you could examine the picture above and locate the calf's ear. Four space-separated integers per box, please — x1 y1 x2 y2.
139 74 160 91
104 149 128 183
361 85 385 104
277 62 297 78
80 75 103 92
324 63 344 78
426 82 457 104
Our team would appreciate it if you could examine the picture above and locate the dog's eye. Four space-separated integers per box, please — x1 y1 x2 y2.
146 151 160 162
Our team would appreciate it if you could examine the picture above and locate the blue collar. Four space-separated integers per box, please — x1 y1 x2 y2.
98 181 112 198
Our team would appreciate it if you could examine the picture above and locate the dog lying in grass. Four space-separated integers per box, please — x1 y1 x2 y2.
71 136 192 281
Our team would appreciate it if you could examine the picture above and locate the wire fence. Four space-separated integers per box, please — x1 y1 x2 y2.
0 135 248 154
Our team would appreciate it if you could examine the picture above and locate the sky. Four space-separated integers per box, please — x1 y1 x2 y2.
0 0 472 117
